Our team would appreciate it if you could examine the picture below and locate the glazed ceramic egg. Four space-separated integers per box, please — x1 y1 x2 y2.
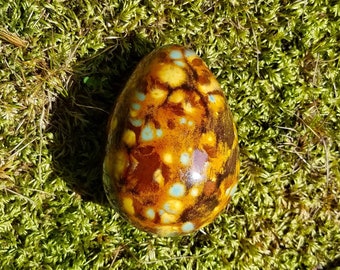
103 45 239 237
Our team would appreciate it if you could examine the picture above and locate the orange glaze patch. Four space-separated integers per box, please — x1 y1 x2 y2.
103 45 239 237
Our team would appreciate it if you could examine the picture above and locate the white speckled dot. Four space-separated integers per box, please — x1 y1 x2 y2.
169 183 186 197
190 187 199 197
135 91 146 101
156 129 163 137
141 125 154 141
226 184 238 197
230 184 238 196
180 152 190 165
129 118 143 127
131 103 141 110
174 60 185 67
180 117 187 124
182 222 195 233
169 50 182 59
208 94 216 103
145 208 155 220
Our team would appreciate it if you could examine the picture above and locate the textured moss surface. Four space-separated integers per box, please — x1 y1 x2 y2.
1 1 339 269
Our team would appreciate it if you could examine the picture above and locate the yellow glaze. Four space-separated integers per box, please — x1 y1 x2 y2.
103 45 239 236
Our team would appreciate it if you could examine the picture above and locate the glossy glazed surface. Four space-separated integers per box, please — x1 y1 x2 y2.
103 45 239 236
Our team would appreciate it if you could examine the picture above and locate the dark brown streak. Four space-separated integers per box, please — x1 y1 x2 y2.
184 61 211 118
215 146 238 186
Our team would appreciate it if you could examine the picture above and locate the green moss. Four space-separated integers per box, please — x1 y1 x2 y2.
1 0 339 269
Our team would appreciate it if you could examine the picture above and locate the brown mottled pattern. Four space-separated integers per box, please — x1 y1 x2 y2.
103 45 239 237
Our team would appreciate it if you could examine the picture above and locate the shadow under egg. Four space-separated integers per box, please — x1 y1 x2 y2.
46 37 155 205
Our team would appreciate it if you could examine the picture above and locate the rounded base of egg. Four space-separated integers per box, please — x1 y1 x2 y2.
103 45 240 237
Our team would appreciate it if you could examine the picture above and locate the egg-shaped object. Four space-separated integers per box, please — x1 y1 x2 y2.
103 45 239 237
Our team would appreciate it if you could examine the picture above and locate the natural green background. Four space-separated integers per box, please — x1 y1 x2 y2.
1 0 339 269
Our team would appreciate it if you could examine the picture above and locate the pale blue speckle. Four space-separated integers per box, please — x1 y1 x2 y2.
145 208 155 220
230 185 238 196
135 91 146 101
184 49 196 57
141 125 153 141
131 103 141 110
169 50 182 59
169 183 186 197
182 222 195 233
174 60 185 67
180 152 190 165
180 117 187 124
188 120 194 126
130 118 143 127
226 184 238 197
156 129 163 137
208 94 216 103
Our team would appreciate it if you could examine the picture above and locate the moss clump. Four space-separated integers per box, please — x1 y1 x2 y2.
1 0 339 269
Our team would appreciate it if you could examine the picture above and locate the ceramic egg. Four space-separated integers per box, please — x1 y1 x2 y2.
103 45 239 237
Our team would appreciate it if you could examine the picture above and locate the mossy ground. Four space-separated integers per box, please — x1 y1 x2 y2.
1 1 339 269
